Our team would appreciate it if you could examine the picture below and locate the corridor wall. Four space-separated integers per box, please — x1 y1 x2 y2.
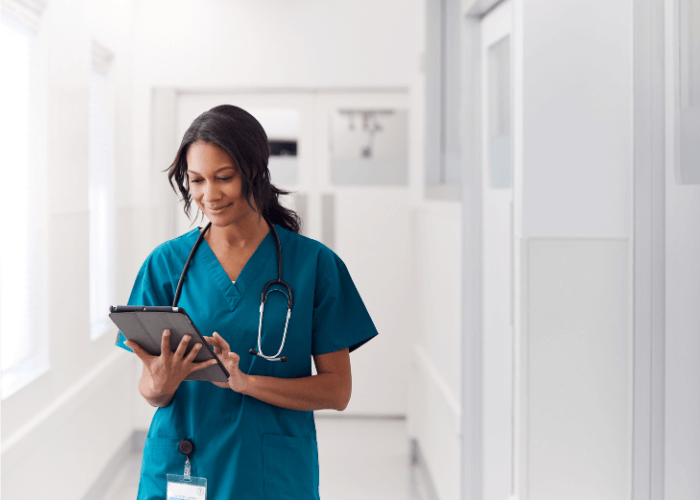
0 0 139 498
128 0 423 429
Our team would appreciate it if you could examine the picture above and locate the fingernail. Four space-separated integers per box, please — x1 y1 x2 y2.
184 335 191 340
164 330 170 335
194 344 201 349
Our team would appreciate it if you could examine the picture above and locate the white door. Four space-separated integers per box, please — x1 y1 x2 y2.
480 2 515 499
174 90 411 417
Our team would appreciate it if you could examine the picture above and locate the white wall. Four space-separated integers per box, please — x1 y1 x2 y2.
521 0 633 239
410 202 462 500
519 1 633 499
128 0 421 208
1 0 139 498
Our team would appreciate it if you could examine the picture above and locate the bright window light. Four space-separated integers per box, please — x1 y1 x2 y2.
0 11 38 385
88 62 115 340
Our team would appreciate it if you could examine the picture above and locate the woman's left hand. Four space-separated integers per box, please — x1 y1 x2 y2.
204 332 249 393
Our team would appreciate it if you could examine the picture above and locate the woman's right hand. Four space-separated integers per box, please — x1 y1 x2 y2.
125 329 218 406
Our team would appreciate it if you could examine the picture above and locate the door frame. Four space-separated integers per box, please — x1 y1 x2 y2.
460 1 521 499
632 0 666 498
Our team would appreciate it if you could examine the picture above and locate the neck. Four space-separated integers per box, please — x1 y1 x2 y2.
205 211 270 249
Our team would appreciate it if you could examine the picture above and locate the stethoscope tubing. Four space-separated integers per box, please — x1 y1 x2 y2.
173 218 293 362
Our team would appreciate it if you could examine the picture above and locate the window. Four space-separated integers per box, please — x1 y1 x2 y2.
246 108 300 186
487 36 512 189
330 109 409 186
0 5 46 398
425 0 462 198
88 42 115 340
677 0 700 184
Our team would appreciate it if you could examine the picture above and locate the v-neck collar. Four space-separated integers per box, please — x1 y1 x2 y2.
189 225 277 312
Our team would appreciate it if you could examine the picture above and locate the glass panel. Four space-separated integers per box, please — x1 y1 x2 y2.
246 108 299 186
678 0 700 184
330 109 409 186
0 11 37 373
88 67 115 339
680 0 700 109
488 35 512 189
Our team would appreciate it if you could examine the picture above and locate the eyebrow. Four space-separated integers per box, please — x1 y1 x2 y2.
186 166 236 174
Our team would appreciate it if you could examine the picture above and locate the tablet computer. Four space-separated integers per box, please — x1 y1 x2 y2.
109 305 230 383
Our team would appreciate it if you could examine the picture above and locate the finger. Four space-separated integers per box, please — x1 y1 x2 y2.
174 335 192 359
184 342 203 363
189 359 219 373
213 332 231 354
124 341 153 363
161 330 173 357
203 336 222 354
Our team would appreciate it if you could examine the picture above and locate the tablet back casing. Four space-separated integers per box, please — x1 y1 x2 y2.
109 308 229 383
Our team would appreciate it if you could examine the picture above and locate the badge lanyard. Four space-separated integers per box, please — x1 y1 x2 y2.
166 439 207 500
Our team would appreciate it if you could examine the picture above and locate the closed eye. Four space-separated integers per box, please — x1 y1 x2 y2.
189 177 232 183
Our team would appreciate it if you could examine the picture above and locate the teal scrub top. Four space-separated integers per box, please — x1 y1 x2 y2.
115 225 378 500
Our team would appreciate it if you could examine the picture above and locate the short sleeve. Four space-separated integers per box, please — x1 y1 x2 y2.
115 250 175 352
311 252 378 356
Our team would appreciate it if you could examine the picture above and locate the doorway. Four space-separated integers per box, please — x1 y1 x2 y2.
163 89 412 417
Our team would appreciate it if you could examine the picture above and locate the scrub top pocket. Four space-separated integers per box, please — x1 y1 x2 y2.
138 437 191 500
263 434 320 500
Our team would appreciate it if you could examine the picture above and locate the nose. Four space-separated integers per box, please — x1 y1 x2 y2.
202 181 221 203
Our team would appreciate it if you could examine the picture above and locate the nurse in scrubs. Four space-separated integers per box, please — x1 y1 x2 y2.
116 104 378 500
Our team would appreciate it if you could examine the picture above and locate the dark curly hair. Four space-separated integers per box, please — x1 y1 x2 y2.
166 104 301 233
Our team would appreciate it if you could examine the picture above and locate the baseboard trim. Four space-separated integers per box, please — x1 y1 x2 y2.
410 438 441 500
314 413 406 420
131 429 147 453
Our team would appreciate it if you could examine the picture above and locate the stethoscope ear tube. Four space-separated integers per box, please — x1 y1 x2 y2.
173 222 212 308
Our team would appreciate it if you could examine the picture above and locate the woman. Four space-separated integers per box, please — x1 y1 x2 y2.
116 104 378 500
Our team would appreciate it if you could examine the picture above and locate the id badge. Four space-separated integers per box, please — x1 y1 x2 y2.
167 474 207 500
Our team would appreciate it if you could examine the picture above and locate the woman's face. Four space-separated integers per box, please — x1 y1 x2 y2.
186 141 256 226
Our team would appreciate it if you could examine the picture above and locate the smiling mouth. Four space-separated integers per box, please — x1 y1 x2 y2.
208 204 231 212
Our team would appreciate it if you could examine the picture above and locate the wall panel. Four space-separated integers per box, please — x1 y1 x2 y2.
525 238 631 500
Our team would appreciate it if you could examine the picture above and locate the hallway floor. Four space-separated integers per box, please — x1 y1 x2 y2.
97 418 430 500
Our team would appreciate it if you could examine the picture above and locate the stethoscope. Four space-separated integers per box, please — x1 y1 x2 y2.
172 218 293 362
